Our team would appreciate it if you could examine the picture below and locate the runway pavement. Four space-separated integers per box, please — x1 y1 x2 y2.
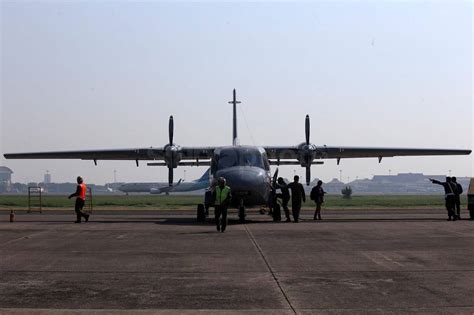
1 209 473 314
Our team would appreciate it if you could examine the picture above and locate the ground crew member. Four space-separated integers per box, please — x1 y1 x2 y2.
452 177 463 219
276 177 291 222
430 177 457 221
204 178 218 216
68 176 89 223
213 177 231 232
288 175 305 222
310 180 325 220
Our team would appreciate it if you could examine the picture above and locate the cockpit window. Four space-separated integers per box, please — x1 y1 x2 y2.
217 150 239 169
216 148 264 170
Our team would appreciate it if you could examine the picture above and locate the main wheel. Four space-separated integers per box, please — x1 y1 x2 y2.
197 204 205 222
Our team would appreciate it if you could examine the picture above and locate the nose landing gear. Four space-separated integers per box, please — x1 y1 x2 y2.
238 198 246 223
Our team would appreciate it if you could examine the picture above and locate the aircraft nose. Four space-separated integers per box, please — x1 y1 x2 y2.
216 167 269 193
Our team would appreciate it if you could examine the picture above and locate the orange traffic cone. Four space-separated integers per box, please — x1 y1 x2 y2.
9 210 15 222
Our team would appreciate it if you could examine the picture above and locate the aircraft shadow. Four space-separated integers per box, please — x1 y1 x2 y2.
156 217 276 226
5 217 468 225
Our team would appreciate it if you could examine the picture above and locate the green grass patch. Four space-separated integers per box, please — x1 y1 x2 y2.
0 194 466 210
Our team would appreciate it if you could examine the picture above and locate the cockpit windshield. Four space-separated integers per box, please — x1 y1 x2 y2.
216 148 264 170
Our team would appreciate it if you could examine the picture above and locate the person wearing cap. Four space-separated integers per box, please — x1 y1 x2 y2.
451 177 464 220
288 175 306 222
213 177 231 232
68 176 90 223
310 180 325 220
276 177 291 222
430 177 457 221
204 178 218 216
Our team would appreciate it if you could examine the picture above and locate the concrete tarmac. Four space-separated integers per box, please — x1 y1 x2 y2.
1 209 474 314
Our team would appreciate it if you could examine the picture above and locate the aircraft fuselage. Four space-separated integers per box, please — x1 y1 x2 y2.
211 145 272 207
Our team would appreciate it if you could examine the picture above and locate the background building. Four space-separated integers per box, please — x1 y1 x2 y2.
0 166 14 193
43 171 52 184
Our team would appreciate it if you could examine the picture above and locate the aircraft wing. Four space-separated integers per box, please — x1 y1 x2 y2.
3 147 215 162
264 146 472 161
318 147 472 159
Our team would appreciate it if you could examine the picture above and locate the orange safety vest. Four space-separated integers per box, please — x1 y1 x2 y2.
78 183 87 200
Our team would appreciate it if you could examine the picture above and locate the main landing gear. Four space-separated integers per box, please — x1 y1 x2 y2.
197 194 247 223
197 204 206 222
238 198 246 223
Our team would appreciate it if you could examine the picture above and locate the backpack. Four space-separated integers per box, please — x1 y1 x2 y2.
310 187 317 201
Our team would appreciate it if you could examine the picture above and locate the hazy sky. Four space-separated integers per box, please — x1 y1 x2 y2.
1 1 472 185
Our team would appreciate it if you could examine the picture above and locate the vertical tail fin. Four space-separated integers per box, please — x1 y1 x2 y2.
228 89 241 146
197 168 211 183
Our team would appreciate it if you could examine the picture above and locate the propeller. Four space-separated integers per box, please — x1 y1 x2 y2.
306 166 311 187
272 168 279 188
305 114 310 145
164 115 180 187
168 116 174 186
169 115 174 146
168 168 173 187
305 115 311 185
299 115 316 186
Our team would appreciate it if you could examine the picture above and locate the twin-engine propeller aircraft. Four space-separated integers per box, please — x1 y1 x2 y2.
4 89 471 221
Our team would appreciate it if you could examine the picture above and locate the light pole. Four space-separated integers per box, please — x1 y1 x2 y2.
448 169 452 176
114 170 117 183
184 170 186 182
339 169 342 182
389 169 392 176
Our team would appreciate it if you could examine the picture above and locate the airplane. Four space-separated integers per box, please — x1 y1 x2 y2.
117 179 182 194
118 168 210 195
4 89 471 222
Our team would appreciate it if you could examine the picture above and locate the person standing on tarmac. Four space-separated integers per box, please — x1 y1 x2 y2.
204 178 218 216
452 177 463 220
213 177 231 232
288 175 306 222
430 177 457 221
310 180 325 220
276 177 291 222
68 176 89 223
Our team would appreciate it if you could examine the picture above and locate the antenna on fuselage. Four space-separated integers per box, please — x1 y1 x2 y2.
228 89 241 146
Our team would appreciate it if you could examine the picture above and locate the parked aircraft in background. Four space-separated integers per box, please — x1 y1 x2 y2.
118 169 210 195
4 89 471 221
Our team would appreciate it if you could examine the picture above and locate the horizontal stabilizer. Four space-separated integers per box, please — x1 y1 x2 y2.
148 160 211 167
269 160 324 166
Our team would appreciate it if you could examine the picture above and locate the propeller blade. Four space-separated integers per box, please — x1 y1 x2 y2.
168 167 173 187
169 115 174 145
305 115 310 145
272 168 279 187
306 166 311 186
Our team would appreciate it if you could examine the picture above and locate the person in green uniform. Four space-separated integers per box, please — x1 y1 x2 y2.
213 177 231 232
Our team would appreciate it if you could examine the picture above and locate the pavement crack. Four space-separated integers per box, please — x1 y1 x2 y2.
0 230 49 246
244 225 297 315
